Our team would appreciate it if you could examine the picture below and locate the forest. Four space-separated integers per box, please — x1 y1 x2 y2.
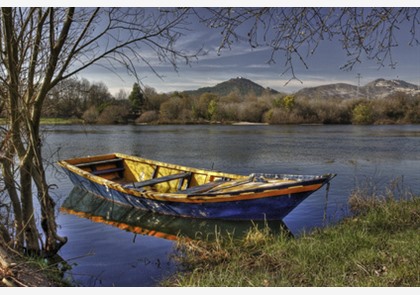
40 77 420 125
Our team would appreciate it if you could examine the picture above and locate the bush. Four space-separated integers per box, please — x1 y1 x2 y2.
136 110 159 124
82 106 99 124
237 101 267 122
352 103 375 125
96 105 129 124
215 103 239 122
159 97 183 121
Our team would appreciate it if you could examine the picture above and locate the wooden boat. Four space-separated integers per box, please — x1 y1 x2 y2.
61 186 292 241
58 153 336 220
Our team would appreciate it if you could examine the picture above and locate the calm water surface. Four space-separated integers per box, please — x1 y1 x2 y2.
42 124 420 286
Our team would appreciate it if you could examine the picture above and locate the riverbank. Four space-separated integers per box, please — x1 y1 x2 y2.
163 184 420 287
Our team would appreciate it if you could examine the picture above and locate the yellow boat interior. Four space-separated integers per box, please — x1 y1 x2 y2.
61 153 248 194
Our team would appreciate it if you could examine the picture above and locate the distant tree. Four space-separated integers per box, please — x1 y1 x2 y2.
115 89 128 101
282 95 295 111
272 96 283 108
160 97 183 121
97 104 130 124
42 78 115 119
43 78 84 118
143 86 169 112
220 90 241 104
128 83 145 114
88 82 113 111
82 106 100 124
352 103 375 124
136 110 159 124
195 93 218 120
208 99 218 121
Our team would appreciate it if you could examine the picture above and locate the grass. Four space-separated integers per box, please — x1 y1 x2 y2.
163 178 420 287
0 117 83 125
40 118 83 125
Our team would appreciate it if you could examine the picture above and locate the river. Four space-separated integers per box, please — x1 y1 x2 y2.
41 124 420 286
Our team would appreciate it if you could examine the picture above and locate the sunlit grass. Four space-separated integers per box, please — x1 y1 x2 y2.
40 118 83 125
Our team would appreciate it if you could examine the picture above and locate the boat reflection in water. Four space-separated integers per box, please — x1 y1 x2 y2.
60 186 292 242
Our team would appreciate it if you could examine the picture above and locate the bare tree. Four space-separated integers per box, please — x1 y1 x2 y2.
194 8 419 83
0 7 200 257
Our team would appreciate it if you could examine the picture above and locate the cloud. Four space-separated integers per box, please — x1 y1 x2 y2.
75 8 420 96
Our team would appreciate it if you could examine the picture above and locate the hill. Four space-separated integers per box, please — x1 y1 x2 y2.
362 79 419 99
179 77 419 100
294 83 358 99
295 78 419 99
182 77 280 97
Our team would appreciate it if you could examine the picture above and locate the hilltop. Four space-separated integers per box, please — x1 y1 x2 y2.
182 77 280 97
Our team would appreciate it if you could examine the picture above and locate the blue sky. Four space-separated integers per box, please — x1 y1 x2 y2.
9 3 420 95
78 5 420 95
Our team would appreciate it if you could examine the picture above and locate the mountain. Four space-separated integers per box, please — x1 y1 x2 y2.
180 77 419 100
295 78 420 99
294 83 358 100
182 77 280 97
362 79 419 99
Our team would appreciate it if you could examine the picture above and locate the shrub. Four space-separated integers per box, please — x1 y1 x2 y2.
82 106 99 124
97 104 129 124
282 95 295 110
159 97 183 121
237 101 267 122
136 110 159 124
352 103 375 124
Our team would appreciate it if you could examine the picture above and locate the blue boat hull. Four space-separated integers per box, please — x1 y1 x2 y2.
63 169 320 220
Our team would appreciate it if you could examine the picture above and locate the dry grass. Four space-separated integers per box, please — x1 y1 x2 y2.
164 178 420 287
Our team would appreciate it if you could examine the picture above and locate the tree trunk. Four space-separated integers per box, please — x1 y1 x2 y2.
0 157 23 250
19 160 41 254
31 145 67 255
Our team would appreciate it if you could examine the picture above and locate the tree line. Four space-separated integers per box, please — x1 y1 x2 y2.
40 77 420 125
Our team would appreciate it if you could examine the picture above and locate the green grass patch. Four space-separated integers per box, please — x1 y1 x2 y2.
164 179 420 287
40 118 83 125
0 117 82 125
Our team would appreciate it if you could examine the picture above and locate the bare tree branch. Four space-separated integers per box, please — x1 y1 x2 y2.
196 7 419 81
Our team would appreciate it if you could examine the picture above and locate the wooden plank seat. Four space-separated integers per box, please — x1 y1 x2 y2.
92 167 125 176
75 158 123 168
76 158 124 178
128 172 191 189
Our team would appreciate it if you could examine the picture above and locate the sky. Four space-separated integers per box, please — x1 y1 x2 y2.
8 2 420 95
